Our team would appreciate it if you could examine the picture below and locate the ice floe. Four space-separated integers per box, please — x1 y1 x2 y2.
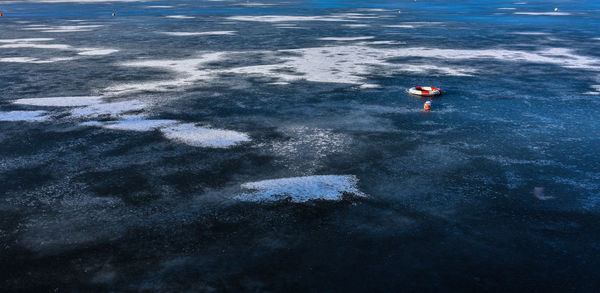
160 31 237 36
160 123 250 148
13 96 104 107
0 110 48 122
236 175 365 202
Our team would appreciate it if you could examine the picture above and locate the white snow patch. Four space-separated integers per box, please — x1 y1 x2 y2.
160 123 250 148
160 31 237 36
512 32 549 35
77 49 119 56
0 57 74 63
583 85 600 95
13 96 104 107
226 15 353 23
383 24 416 29
165 15 195 19
0 110 48 122
106 45 600 93
317 36 374 41
514 12 571 16
343 24 370 28
23 25 103 33
0 38 54 43
0 43 72 50
360 83 381 89
107 52 225 95
236 175 365 202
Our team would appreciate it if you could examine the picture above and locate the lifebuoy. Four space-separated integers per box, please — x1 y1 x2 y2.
408 86 442 96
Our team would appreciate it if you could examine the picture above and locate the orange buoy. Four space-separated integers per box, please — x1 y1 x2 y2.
424 100 432 111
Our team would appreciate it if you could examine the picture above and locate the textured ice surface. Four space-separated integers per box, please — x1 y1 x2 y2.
13 96 104 107
0 110 48 121
236 175 365 202
160 123 250 148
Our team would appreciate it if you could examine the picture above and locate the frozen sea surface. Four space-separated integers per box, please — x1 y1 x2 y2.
1 0 600 291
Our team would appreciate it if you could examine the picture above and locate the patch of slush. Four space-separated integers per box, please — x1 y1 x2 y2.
160 123 250 148
0 110 48 122
236 175 365 202
81 119 177 131
70 100 147 118
165 15 195 19
514 12 571 16
13 96 104 107
160 31 236 36
317 36 374 41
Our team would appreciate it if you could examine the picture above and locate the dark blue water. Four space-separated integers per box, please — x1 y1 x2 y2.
1 0 599 291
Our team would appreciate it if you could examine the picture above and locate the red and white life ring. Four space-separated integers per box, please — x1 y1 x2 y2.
408 86 442 96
